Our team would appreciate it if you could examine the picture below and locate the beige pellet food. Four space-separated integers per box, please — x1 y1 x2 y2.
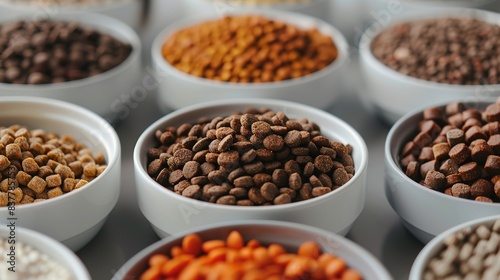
0 125 106 206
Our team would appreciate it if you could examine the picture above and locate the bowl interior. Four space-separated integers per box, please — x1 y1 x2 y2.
116 221 392 280
0 226 90 279
152 9 349 89
136 99 368 209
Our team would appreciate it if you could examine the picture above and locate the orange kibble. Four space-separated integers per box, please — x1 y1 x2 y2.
298 241 320 258
252 247 272 266
341 269 363 280
227 230 244 249
202 239 226 253
246 239 260 249
140 266 161 280
140 231 363 280
161 255 195 277
268 243 286 259
148 254 169 268
325 258 347 278
182 234 202 256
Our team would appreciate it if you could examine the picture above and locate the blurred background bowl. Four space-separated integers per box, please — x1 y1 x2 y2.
0 0 143 31
151 9 349 111
385 100 500 244
0 96 121 251
0 226 91 279
114 220 393 280
359 8 500 125
0 11 142 121
134 98 368 237
181 0 330 22
368 0 500 17
409 214 500 280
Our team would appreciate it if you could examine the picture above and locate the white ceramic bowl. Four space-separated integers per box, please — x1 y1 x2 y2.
385 100 500 244
113 220 393 280
368 0 500 17
151 10 349 111
0 0 143 30
409 214 500 280
0 226 91 280
0 12 141 120
359 8 500 125
0 96 121 251
134 99 368 237
181 0 330 22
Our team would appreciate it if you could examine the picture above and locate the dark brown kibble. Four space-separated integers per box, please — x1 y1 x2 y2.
470 179 494 199
475 196 493 203
418 147 434 162
465 126 487 144
273 193 292 205
182 185 201 199
414 132 433 148
420 160 438 179
423 107 444 123
333 168 349 186
487 134 500 154
439 159 459 176
451 183 470 198
182 161 200 179
449 143 470 164
446 129 465 147
446 174 462 187
484 103 500 122
405 161 420 181
260 182 279 201
312 186 331 197
424 170 446 191
248 187 266 205
470 139 493 165
458 162 481 182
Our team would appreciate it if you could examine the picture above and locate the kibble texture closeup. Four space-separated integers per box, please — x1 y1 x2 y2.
0 19 132 84
0 124 107 206
146 108 355 206
371 17 500 85
399 100 500 203
423 219 500 279
161 15 338 83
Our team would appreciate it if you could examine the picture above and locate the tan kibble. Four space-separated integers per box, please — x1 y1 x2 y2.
47 187 63 199
15 171 32 186
63 178 75 193
83 162 97 177
162 15 338 83
19 195 34 204
96 165 107 176
47 148 64 163
12 187 23 203
22 157 39 175
45 174 62 188
0 155 10 171
14 137 29 151
54 164 73 179
68 161 83 177
37 166 54 178
5 143 22 160
75 179 88 189
27 176 47 194
0 192 7 206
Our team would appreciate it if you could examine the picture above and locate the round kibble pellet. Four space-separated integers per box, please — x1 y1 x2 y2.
146 108 355 206
400 101 500 203
423 219 500 279
0 125 105 206
161 15 338 83
0 19 131 85
372 17 500 85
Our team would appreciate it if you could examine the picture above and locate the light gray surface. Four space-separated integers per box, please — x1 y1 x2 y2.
76 1 425 279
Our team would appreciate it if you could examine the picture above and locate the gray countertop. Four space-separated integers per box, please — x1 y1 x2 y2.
76 1 425 279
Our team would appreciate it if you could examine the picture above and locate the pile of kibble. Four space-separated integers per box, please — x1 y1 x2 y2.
372 17 500 85
0 238 73 280
400 101 500 203
423 218 500 279
0 125 106 206
0 19 132 84
162 15 338 83
147 108 354 206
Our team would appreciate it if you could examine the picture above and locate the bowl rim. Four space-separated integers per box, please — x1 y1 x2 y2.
134 98 368 211
0 225 91 279
113 219 393 280
409 214 500 279
151 9 349 89
380 0 498 5
385 99 500 208
0 0 138 11
0 96 121 210
0 11 141 91
359 7 500 91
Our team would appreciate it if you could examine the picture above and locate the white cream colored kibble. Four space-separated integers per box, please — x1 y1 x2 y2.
0 238 73 280
424 219 500 279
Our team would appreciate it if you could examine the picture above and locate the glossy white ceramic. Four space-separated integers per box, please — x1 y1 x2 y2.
0 12 142 120
114 220 393 280
409 214 500 279
0 226 91 279
359 8 500 125
151 9 349 111
385 101 500 244
134 98 368 238
0 96 121 251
